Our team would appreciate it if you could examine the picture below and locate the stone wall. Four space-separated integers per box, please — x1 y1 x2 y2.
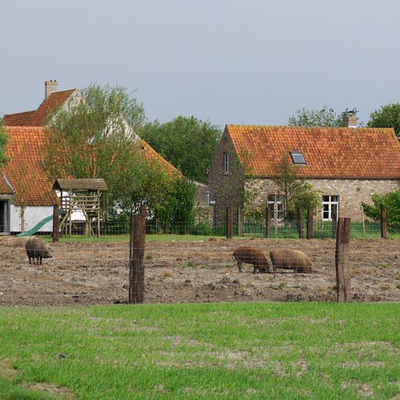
246 178 400 222
193 181 213 223
208 129 244 225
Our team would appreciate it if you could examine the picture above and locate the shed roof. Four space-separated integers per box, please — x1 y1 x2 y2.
53 179 108 191
227 125 400 180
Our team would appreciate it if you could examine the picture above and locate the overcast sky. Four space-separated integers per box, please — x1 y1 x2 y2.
1 0 399 127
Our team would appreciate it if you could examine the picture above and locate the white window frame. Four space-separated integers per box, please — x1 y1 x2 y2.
223 152 229 174
322 195 339 221
267 194 284 221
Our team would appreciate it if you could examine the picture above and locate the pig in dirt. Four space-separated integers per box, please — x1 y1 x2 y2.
232 246 271 273
25 237 52 265
269 249 312 273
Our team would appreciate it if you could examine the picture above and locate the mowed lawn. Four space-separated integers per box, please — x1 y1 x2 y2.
1 303 400 400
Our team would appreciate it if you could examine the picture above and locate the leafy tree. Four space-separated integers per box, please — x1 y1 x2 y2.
273 154 320 219
140 116 222 183
367 103 400 135
288 106 343 127
44 84 172 215
155 177 196 234
362 191 400 226
0 119 8 166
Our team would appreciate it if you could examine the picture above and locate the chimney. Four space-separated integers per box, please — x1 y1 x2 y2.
343 107 358 128
45 80 58 99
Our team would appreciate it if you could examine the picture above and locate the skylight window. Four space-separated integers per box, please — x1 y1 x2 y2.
290 151 306 165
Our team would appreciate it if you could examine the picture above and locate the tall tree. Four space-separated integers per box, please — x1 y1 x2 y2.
140 116 221 183
368 103 400 135
155 177 196 234
288 106 343 127
0 119 9 166
44 84 172 215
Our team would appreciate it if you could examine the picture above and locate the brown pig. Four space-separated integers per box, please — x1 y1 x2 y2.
232 246 271 273
270 249 312 273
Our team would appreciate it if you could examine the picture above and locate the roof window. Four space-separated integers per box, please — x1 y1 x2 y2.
289 151 306 165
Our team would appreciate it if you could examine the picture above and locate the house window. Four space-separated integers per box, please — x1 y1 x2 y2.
268 194 284 221
322 195 339 221
223 152 229 174
290 151 306 165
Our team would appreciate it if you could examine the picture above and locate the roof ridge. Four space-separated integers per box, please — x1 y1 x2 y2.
227 124 394 130
48 88 76 96
3 110 36 117
5 126 45 131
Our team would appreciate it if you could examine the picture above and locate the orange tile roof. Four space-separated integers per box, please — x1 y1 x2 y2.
3 87 181 181
227 125 400 179
2 110 37 126
3 89 76 126
0 175 13 194
1 127 58 206
140 140 181 176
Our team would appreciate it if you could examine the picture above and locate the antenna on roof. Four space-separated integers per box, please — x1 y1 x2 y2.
345 107 358 116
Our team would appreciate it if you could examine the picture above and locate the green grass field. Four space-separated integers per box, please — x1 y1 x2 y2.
1 302 400 399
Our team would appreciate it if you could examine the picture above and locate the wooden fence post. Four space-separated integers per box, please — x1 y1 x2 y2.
297 207 303 238
226 207 233 239
331 208 338 238
381 205 387 239
129 205 146 304
335 217 351 303
265 205 271 238
237 207 243 237
52 204 59 243
307 207 313 239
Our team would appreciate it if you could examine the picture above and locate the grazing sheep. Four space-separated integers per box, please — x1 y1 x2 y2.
25 237 52 265
270 249 312 273
232 246 271 273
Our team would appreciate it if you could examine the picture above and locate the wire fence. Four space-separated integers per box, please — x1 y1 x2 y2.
46 218 399 242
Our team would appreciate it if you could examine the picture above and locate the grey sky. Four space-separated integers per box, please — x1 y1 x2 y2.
1 0 399 127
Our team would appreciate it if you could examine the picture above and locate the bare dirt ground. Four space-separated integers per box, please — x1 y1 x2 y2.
0 237 399 306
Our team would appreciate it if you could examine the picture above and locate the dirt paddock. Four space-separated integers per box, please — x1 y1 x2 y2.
0 237 399 306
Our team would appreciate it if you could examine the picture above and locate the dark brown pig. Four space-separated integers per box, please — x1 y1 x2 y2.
25 237 52 265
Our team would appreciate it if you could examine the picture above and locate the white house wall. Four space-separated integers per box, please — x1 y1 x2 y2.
10 205 53 233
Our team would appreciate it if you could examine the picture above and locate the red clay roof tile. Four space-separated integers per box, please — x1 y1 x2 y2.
1 127 58 206
3 88 180 183
3 89 76 126
140 140 181 176
227 125 400 180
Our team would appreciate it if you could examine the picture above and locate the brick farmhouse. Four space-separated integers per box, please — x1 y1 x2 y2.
208 122 400 225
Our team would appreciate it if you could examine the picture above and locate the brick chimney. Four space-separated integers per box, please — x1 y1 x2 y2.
343 108 358 128
45 80 58 99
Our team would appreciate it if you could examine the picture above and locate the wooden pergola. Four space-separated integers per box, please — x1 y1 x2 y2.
53 179 108 238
